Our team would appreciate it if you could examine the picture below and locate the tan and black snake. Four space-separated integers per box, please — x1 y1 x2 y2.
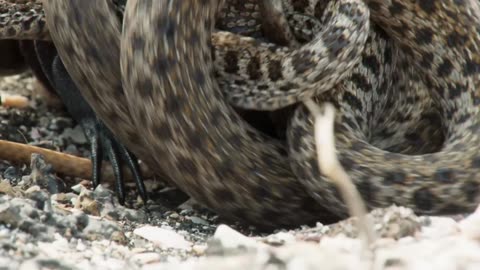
1 0 480 229
279 1 480 216
124 0 480 221
38 0 374 229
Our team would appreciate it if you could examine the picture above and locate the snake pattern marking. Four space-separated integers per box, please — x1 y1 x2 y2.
238 0 480 216
86 0 480 221
0 0 371 109
0 0 480 229
44 0 357 229
286 0 480 216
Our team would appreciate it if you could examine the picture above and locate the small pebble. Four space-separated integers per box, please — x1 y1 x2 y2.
48 117 73 131
61 126 87 144
186 216 209 226
131 252 162 264
0 180 15 196
134 226 192 251
264 231 296 246
71 184 85 194
209 225 259 251
3 166 20 183
169 212 180 219
191 244 207 256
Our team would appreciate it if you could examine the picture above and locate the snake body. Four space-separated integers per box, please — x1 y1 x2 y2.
122 0 480 222
221 0 480 216
44 0 372 228
2 0 480 228
0 0 370 109
0 1 48 40
212 0 370 110
283 0 480 216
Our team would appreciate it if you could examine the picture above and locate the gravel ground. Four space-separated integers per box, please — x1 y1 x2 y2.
0 73 480 270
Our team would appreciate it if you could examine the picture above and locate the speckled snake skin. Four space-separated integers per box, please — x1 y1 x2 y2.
125 0 480 221
285 0 480 216
1 0 480 229
43 0 348 229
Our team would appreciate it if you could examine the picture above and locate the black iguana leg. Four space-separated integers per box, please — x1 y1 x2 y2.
22 40 148 204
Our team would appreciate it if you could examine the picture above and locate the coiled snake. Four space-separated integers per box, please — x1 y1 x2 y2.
125 0 480 221
284 0 480 216
1 0 480 228
42 0 371 228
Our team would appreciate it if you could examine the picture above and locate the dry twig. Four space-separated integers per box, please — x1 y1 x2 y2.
304 100 375 248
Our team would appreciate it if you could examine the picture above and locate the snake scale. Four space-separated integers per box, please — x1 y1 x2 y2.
0 0 479 229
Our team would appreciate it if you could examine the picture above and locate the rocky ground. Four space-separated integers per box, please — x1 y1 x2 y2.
0 73 480 270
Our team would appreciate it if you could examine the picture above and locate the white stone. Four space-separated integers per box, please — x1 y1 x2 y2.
134 225 192 251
